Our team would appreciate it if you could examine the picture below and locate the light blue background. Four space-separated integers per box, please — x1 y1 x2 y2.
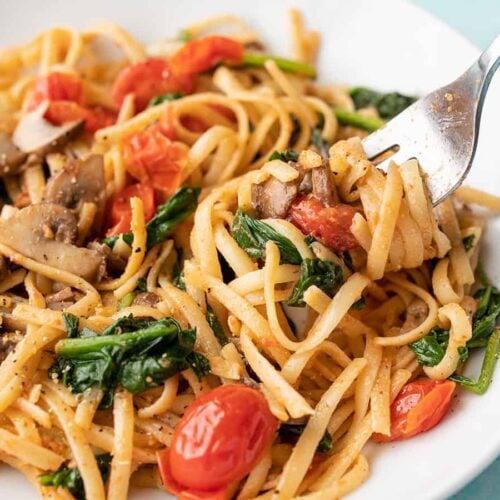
413 1 499 498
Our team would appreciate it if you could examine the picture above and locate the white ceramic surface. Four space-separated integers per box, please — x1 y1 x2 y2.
0 0 498 499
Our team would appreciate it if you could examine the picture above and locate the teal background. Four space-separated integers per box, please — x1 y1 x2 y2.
413 1 499 498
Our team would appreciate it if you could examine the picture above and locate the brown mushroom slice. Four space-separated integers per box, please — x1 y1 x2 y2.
43 155 106 233
0 132 27 176
311 161 338 207
0 203 104 281
252 177 300 219
13 102 84 158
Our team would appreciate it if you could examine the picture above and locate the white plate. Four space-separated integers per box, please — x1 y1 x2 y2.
0 0 498 499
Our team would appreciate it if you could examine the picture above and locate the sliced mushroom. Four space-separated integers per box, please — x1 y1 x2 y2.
13 102 84 158
43 155 106 233
400 299 429 333
252 177 299 219
311 161 338 207
133 292 160 307
0 132 27 176
87 241 127 279
0 331 23 362
0 203 104 281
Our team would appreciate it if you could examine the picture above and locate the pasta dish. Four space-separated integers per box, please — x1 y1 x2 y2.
0 10 498 500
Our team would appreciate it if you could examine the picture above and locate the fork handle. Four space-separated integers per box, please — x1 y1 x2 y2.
474 35 500 122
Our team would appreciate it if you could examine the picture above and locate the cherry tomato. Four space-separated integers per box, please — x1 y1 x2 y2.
44 101 116 133
157 385 277 498
28 72 83 110
169 36 244 76
107 183 155 236
373 379 456 442
124 123 188 193
288 195 359 252
111 58 194 111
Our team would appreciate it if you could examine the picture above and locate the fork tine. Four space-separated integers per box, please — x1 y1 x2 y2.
361 118 402 159
374 147 414 172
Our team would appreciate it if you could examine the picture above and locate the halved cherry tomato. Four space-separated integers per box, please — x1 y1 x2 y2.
169 36 244 76
111 58 194 111
373 379 456 442
28 72 83 110
157 385 277 498
44 101 116 133
124 123 188 193
288 195 358 252
107 183 155 236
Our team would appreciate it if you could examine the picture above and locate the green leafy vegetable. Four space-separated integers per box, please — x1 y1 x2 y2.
39 454 111 500
136 277 148 293
206 305 228 346
349 87 416 119
451 330 500 394
333 108 384 132
286 258 343 307
411 286 500 392
241 53 316 78
118 292 135 309
63 313 79 339
268 149 299 162
351 297 366 310
172 248 186 291
187 351 211 380
310 127 330 158
103 187 200 249
51 316 208 407
279 424 333 453
148 92 184 108
232 210 302 265
462 234 476 252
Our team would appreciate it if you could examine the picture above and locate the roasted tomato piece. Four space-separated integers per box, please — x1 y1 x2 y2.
288 195 358 252
157 385 277 497
111 58 194 111
373 379 456 442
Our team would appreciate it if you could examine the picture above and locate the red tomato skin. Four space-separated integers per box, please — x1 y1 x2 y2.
28 72 83 110
44 101 116 133
374 379 456 442
163 385 277 492
157 449 227 500
106 183 155 236
169 36 244 75
124 124 187 193
288 195 358 252
111 58 194 111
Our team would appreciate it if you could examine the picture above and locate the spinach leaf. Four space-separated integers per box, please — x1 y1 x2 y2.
333 108 384 132
187 351 211 380
349 87 416 119
462 234 476 252
351 297 366 310
51 316 206 407
310 127 330 158
411 286 500 388
104 187 200 249
39 453 111 500
286 258 343 307
206 305 228 346
63 313 80 339
136 277 148 292
148 92 184 108
241 53 316 79
451 330 500 394
118 292 135 309
279 424 333 454
231 210 302 264
268 149 299 162
172 248 186 291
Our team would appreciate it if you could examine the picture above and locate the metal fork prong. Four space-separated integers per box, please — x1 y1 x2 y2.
360 121 400 159
374 147 414 173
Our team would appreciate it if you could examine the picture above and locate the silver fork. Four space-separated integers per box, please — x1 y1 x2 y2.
362 35 500 205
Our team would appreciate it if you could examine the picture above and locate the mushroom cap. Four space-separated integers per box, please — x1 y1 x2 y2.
13 102 84 158
0 203 104 281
